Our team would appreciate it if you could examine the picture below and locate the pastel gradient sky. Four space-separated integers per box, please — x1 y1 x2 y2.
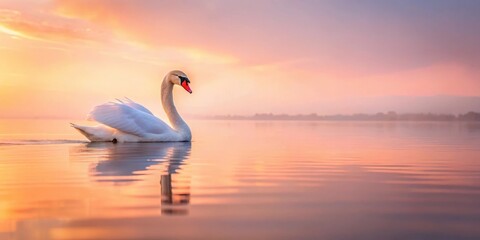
1 0 480 118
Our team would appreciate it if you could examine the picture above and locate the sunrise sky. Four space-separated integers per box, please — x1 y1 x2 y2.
1 0 480 118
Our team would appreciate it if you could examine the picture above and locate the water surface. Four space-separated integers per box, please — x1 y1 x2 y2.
1 119 480 239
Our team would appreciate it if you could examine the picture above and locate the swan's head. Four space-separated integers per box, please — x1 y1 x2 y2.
168 70 192 94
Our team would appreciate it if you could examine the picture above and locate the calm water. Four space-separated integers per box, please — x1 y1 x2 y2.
0 119 480 240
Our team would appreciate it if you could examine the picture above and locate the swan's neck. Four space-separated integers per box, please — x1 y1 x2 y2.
161 77 191 139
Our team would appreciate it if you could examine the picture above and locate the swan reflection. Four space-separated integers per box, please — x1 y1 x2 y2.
71 142 191 215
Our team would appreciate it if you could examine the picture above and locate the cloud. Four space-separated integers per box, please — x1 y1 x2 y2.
1 20 87 43
0 9 19 21
0 7 111 45
49 1 335 67
3 0 480 73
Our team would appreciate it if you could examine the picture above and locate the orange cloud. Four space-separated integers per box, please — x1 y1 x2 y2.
0 7 111 45
0 9 19 21
1 21 85 43
51 0 169 48
48 1 293 66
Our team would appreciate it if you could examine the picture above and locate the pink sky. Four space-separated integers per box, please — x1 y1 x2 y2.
1 0 479 118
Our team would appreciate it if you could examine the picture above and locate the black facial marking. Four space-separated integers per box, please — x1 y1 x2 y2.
178 75 190 84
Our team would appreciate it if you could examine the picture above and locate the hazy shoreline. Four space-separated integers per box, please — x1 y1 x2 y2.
193 111 480 122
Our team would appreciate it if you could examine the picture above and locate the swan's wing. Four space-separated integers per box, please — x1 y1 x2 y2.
115 97 154 115
88 102 172 137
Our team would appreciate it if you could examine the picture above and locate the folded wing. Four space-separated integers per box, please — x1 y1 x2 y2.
88 102 172 137
116 97 154 115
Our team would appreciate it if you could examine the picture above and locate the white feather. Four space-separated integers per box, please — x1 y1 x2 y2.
122 97 154 115
88 102 172 137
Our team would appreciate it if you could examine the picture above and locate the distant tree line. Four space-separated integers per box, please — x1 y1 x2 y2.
204 111 480 121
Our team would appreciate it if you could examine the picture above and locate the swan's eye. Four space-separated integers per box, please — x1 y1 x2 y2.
178 76 190 83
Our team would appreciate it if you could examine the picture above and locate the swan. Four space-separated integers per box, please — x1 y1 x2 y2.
71 70 193 142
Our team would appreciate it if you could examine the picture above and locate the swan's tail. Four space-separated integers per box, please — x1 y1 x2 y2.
70 123 115 142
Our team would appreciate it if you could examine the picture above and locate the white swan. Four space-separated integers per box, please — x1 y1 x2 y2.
71 70 192 142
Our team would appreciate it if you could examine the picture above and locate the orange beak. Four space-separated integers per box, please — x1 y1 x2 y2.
181 81 192 94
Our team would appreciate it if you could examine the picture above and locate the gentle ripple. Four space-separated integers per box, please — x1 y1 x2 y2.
0 120 479 239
